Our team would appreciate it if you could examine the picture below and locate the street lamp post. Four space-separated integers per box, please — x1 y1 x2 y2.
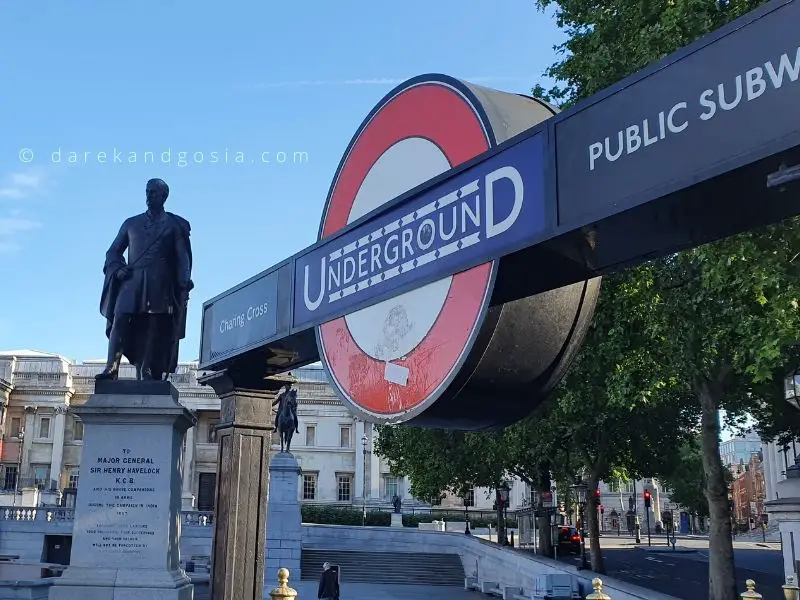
464 491 471 535
571 481 590 570
361 433 368 526
499 482 511 546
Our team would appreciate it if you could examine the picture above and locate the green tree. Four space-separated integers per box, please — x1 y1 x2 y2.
660 438 712 521
637 226 800 599
531 0 787 596
374 426 513 541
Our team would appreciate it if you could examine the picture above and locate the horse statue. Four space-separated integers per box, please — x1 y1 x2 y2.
273 385 299 454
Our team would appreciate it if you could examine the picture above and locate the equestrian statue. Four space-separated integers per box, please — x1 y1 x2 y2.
273 385 299 454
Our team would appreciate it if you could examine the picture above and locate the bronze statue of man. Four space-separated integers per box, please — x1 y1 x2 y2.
96 178 193 381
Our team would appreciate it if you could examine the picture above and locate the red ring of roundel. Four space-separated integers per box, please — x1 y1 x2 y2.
318 81 494 418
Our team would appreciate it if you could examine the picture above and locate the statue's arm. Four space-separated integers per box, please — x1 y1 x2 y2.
173 218 193 290
103 221 130 276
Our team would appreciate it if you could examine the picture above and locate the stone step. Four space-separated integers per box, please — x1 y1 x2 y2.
301 549 465 585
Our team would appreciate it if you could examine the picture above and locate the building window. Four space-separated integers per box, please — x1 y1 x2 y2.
32 464 50 490
67 469 79 489
305 425 316 447
3 465 17 490
38 417 51 440
207 420 218 444
339 426 351 449
464 488 475 507
302 473 317 500
337 474 353 502
72 418 84 442
384 475 399 500
8 417 21 438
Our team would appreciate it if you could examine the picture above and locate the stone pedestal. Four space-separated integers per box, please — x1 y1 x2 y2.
391 513 403 528
765 475 800 582
265 452 302 579
50 380 196 600
200 370 293 600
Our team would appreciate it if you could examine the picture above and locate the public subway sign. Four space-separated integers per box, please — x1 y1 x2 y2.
554 0 800 228
292 132 547 329
200 270 279 363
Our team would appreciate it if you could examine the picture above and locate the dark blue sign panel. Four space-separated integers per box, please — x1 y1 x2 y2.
554 0 800 228
200 271 279 365
293 132 547 328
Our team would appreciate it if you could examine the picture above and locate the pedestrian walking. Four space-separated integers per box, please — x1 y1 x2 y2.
318 562 339 600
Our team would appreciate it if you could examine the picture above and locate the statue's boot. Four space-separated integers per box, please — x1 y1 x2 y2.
140 366 157 380
95 352 122 380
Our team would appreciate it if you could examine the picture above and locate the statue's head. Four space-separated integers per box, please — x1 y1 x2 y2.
146 178 169 211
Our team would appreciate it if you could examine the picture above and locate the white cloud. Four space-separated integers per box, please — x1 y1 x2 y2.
238 75 532 91
0 241 20 254
10 172 41 188
0 188 24 199
0 169 44 201
0 217 41 236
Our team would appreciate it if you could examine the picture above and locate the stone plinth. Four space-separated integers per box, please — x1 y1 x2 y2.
765 475 800 582
391 513 403 528
265 452 302 579
50 380 195 600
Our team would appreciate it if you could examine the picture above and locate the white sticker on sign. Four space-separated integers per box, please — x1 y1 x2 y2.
384 362 409 386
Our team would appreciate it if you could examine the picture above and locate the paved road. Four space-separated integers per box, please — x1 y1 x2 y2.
290 580 476 599
553 540 785 600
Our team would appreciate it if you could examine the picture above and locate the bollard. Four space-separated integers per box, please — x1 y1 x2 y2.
269 568 298 600
784 575 800 600
586 577 611 600
740 579 762 599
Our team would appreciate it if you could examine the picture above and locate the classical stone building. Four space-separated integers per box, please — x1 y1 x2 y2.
0 349 680 525
0 350 417 511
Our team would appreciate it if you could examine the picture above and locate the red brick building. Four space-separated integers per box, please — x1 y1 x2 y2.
731 453 766 528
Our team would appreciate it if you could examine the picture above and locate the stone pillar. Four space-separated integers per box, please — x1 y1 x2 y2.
50 380 196 600
265 453 301 580
200 369 292 600
766 475 800 582
181 425 196 510
370 425 380 499
49 406 67 491
21 405 36 479
355 419 365 501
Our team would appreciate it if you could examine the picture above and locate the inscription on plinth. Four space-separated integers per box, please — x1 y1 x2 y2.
73 432 169 568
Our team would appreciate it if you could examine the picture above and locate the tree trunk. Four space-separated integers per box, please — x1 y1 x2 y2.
495 489 506 545
586 473 605 574
697 378 737 600
536 470 553 556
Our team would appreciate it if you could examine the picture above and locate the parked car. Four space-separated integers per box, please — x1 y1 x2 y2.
557 526 582 554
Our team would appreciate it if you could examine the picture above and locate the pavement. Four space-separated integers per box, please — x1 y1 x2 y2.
548 535 786 600
290 580 476 599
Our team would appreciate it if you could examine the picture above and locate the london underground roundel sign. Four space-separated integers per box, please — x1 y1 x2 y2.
315 74 600 428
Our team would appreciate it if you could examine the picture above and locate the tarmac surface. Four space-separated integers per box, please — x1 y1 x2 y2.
549 534 785 600
290 580 477 599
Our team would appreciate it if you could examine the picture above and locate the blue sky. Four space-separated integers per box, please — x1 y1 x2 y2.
0 0 565 362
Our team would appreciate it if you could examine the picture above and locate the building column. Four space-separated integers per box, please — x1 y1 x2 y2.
49 406 67 490
200 369 292 600
370 425 380 499
21 406 36 480
355 419 365 501
181 424 196 510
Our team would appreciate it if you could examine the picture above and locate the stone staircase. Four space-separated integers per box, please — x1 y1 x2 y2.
300 549 465 586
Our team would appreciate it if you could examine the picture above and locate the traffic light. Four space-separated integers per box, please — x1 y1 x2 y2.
643 489 652 508
595 488 601 499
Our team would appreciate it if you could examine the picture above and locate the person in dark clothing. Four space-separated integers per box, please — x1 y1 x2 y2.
318 562 339 600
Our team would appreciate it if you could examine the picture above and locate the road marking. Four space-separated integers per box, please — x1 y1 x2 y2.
645 557 664 563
